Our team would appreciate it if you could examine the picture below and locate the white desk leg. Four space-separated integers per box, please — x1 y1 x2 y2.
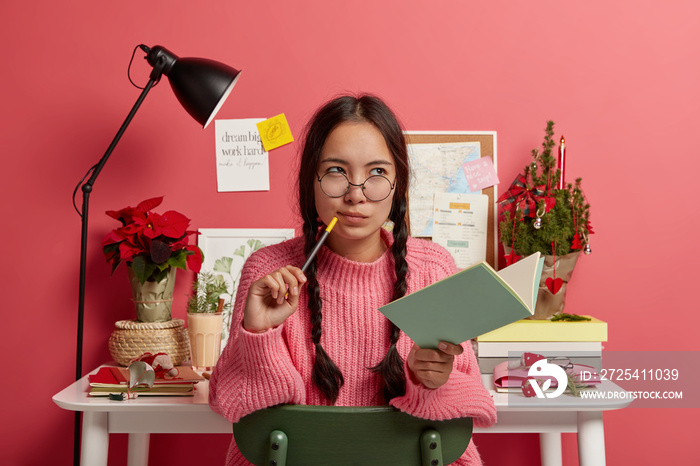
81 411 109 466
127 433 150 466
577 411 606 466
539 432 562 466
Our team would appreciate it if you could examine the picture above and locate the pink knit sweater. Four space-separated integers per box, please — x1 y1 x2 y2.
209 230 496 465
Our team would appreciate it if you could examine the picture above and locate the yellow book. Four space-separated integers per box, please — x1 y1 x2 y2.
476 316 607 342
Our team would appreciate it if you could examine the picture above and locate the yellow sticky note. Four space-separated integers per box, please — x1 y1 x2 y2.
257 114 294 151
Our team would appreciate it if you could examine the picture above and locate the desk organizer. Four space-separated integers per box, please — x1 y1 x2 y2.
108 318 189 366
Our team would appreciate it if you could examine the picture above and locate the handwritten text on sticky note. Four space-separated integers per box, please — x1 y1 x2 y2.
462 157 499 191
257 114 294 151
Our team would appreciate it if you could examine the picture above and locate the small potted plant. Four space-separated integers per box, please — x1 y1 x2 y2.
498 121 594 319
186 271 231 372
103 196 203 322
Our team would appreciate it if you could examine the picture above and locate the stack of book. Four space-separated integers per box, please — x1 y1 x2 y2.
87 365 205 397
475 317 607 375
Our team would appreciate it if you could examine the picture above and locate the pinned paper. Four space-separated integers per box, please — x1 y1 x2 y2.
432 192 488 269
215 119 270 192
462 156 499 191
257 113 294 151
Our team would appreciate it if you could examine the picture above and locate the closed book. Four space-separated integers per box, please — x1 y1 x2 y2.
493 360 601 390
476 341 603 358
88 385 195 396
89 365 204 388
494 385 600 394
478 356 603 374
477 317 607 342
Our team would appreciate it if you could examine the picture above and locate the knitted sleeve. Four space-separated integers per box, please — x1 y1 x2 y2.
389 239 497 428
390 340 497 428
209 243 306 423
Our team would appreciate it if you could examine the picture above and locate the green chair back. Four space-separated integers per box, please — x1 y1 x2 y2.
233 404 473 466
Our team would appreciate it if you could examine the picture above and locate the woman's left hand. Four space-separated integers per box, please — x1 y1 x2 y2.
407 342 464 389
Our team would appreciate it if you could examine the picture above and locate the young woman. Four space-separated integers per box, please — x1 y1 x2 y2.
210 94 496 465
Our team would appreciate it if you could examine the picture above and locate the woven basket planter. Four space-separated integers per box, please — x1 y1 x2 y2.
108 318 190 366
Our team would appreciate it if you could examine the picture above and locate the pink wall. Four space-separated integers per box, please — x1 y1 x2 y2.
2 1 699 464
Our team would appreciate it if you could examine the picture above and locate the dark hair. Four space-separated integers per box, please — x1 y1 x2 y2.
297 94 411 404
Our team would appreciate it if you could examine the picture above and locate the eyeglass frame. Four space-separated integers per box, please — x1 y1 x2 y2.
316 171 396 202
549 356 574 370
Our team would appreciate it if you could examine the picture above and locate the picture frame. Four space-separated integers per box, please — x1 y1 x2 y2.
198 228 296 352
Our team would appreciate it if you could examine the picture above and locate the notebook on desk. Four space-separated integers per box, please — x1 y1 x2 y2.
87 365 204 396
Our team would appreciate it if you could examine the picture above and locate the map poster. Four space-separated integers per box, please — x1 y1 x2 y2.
407 142 481 236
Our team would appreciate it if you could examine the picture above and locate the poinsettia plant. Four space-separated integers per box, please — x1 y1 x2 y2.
102 196 203 284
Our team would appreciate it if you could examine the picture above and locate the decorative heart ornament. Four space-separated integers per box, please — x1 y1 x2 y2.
545 277 563 294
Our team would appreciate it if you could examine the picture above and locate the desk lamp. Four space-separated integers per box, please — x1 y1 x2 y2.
72 44 241 465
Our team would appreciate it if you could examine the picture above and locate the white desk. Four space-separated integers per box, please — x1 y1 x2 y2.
54 369 630 466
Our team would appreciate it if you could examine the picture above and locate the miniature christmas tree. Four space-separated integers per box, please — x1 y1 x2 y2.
499 121 593 261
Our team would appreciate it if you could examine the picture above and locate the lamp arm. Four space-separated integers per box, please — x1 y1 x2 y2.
75 74 158 377
75 49 169 363
82 80 157 193
72 74 160 466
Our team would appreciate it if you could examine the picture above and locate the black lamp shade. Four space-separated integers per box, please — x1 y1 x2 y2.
146 45 241 128
167 57 241 128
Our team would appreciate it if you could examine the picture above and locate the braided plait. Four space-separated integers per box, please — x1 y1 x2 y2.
370 200 410 402
304 218 345 404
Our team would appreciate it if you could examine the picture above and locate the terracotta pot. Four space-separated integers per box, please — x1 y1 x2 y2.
504 246 581 320
128 266 176 322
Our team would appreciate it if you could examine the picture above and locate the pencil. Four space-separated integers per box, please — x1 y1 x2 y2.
301 217 338 273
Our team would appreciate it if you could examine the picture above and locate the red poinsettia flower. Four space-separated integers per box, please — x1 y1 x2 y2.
185 244 203 272
103 197 202 284
106 196 161 224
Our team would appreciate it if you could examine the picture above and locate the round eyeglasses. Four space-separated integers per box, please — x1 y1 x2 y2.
317 172 395 202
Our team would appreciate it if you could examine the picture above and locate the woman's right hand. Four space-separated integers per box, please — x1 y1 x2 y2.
242 265 307 333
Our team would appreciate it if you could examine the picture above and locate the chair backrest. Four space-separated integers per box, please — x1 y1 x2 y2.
233 404 473 466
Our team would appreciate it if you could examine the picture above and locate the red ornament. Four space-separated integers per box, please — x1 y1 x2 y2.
521 377 539 397
522 352 546 367
505 249 521 266
586 219 595 234
546 240 563 293
546 277 563 294
571 233 583 250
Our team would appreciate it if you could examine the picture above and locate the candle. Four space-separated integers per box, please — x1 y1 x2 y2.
557 136 566 189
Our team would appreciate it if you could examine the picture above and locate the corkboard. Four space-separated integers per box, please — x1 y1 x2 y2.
405 131 498 269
